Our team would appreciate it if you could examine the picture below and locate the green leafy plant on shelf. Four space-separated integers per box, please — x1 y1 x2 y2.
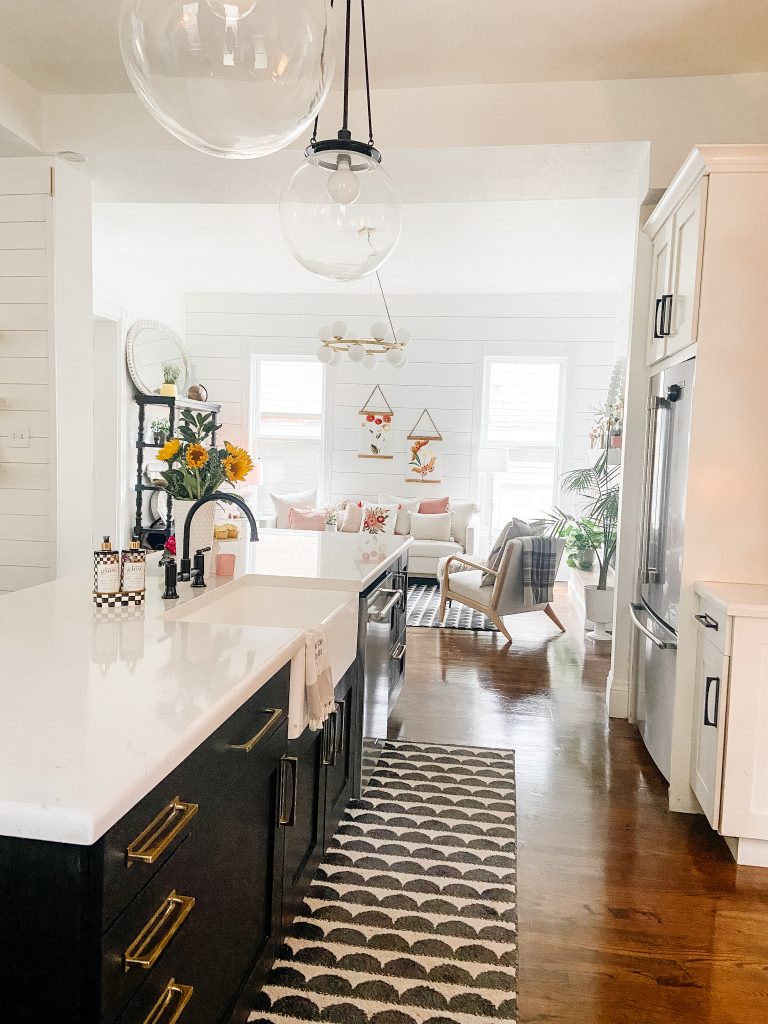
162 361 181 385
533 449 620 591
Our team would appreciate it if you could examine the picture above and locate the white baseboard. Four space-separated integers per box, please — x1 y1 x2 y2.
606 670 629 719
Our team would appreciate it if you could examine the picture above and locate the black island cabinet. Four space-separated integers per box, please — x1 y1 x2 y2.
0 660 361 1024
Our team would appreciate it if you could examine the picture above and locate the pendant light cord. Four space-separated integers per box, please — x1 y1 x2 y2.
311 0 336 146
377 271 397 339
360 0 375 146
341 0 352 133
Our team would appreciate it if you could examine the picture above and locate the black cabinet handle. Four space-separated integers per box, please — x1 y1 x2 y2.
335 699 345 756
661 294 674 336
704 676 720 727
695 613 719 631
653 297 664 339
279 756 298 827
322 712 338 767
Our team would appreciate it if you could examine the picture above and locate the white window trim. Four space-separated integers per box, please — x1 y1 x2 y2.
248 352 329 501
475 350 570 513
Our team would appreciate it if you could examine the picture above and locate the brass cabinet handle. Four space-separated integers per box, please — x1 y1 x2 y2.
279 756 299 827
142 979 194 1024
125 890 195 972
322 712 338 767
230 708 284 752
126 798 199 866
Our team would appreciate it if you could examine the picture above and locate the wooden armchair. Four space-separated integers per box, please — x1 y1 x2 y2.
438 537 566 643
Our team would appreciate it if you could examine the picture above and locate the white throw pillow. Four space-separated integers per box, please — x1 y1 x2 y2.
448 500 478 549
379 494 420 535
340 500 364 533
360 502 400 536
409 511 454 542
270 488 317 530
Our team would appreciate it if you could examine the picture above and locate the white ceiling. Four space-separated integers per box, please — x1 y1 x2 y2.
1 0 768 95
85 142 647 204
93 197 638 306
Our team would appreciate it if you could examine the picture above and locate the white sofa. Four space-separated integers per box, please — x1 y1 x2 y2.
381 497 478 578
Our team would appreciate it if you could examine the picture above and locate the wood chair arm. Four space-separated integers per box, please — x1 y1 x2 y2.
443 554 494 577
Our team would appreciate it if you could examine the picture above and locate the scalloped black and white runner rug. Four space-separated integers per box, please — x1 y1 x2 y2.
407 583 498 632
250 740 518 1024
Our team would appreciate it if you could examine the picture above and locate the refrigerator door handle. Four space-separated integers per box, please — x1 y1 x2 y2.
640 396 669 584
629 603 678 650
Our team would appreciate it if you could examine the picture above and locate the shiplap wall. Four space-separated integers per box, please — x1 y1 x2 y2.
0 162 53 596
186 292 619 510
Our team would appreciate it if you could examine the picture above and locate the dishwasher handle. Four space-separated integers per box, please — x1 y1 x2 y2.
368 589 402 622
629 602 677 650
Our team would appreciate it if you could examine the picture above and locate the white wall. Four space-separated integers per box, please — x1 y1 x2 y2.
185 292 619 514
0 157 92 594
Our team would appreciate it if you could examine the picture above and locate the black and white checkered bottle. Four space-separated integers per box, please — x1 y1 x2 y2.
93 536 121 606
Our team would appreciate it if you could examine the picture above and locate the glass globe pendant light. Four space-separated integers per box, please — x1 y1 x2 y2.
118 0 334 159
280 0 402 281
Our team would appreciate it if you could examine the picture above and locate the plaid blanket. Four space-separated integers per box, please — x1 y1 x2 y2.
521 536 558 607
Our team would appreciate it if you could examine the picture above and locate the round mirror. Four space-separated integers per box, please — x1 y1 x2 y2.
126 320 190 397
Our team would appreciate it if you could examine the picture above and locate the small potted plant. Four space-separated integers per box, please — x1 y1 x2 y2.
324 507 338 533
150 418 170 446
161 361 181 397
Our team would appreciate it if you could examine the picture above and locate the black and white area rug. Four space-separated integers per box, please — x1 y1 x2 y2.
406 582 498 632
250 740 518 1024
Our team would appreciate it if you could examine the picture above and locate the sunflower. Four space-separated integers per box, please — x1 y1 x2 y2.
157 437 180 462
223 443 254 483
185 443 209 470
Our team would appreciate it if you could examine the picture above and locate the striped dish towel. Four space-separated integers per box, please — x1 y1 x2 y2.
305 628 335 731
521 536 558 607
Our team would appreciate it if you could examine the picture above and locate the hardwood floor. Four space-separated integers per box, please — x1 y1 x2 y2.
390 584 768 1024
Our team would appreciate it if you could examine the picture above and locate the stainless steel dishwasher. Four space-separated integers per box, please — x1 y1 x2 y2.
362 568 407 740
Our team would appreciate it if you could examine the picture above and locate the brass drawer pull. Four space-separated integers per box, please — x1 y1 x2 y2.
127 798 199 865
125 890 195 972
142 978 194 1024
230 708 284 753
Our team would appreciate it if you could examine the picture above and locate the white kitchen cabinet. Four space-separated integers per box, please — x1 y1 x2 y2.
692 583 768 867
646 214 674 365
645 178 707 366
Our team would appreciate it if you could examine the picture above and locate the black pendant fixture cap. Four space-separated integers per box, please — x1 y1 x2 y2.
306 135 382 164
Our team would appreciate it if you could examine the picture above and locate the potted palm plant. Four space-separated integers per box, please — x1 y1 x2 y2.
535 450 620 641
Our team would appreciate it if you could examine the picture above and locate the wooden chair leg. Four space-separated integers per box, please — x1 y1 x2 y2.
544 603 566 633
490 611 513 644
438 589 448 622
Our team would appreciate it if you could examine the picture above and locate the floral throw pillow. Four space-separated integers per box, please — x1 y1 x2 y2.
360 502 400 536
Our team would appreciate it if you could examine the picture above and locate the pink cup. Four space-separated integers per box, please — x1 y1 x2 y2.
216 553 236 577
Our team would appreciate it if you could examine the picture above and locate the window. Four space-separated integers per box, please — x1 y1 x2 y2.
251 357 324 515
481 359 564 539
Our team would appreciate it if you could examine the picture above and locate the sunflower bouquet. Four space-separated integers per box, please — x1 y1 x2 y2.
157 410 254 499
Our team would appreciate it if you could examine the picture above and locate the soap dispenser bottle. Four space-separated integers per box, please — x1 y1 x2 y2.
121 533 146 604
93 536 121 606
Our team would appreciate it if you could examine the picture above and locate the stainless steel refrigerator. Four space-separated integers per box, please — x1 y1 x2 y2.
630 356 696 781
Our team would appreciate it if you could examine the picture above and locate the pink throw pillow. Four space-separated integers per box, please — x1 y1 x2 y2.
419 496 450 514
340 501 364 533
287 507 326 531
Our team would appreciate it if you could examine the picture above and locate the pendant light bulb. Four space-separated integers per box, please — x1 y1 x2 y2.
395 327 411 347
386 347 405 367
331 320 348 339
317 345 334 364
370 322 388 341
327 155 361 206
348 345 365 363
318 325 332 342
361 352 377 371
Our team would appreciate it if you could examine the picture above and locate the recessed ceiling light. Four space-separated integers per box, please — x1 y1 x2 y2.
57 151 87 163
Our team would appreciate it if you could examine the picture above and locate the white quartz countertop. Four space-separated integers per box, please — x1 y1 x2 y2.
213 529 412 591
695 581 768 618
0 532 410 846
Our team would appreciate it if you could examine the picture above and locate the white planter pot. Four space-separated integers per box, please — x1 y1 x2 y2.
173 498 215 573
584 584 615 642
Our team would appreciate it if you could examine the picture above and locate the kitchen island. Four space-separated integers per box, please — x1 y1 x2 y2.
0 529 411 1024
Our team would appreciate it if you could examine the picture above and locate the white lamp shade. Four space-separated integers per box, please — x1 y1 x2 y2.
477 447 509 472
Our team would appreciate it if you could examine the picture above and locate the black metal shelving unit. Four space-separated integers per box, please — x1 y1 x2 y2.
133 393 222 546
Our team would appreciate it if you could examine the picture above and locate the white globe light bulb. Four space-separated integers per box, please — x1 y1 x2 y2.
395 327 411 346
330 349 343 366
317 345 334 364
370 321 388 341
347 345 365 363
326 155 361 206
386 348 405 367
318 324 332 342
399 353 408 369
331 320 348 339
361 352 376 370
